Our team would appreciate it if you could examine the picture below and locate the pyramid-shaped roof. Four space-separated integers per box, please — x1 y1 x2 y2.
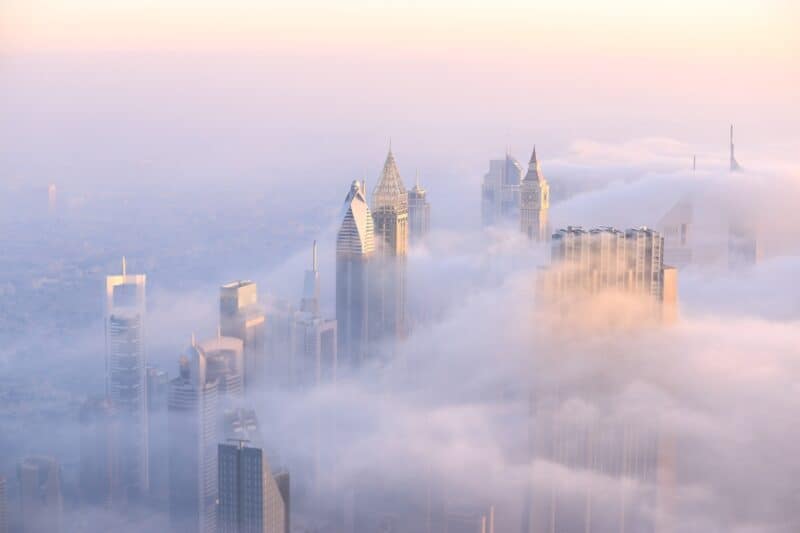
523 146 546 183
372 150 408 212
337 181 375 257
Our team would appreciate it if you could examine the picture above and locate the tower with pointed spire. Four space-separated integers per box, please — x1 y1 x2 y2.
520 146 550 241
407 172 431 245
336 180 375 364
370 148 409 343
301 241 321 316
729 124 741 172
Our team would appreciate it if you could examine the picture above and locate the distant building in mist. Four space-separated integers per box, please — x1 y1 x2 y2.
300 241 321 316
729 124 742 172
370 149 409 344
481 153 523 227
294 242 337 387
146 367 170 507
220 280 266 390
658 197 693 267
408 175 431 245
17 457 63 533
519 147 550 242
199 335 245 399
728 222 759 270
168 344 220 533
79 397 122 507
47 184 57 213
265 298 297 387
336 180 375 364
104 257 149 498
0 476 7 533
218 442 287 533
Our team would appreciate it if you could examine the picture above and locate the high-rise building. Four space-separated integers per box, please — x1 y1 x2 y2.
0 476 8 533
407 175 430 245
146 367 170 507
199 335 245 399
300 242 321 316
17 457 63 533
545 226 676 321
218 442 287 533
79 397 122 507
220 280 266 390
370 149 409 344
168 344 220 533
519 147 550 241
481 153 523 227
658 197 693 267
295 241 337 386
265 298 297 388
336 180 375 364
294 313 337 387
104 257 148 498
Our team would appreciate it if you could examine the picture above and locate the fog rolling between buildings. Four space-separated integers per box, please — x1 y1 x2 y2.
1 126 799 533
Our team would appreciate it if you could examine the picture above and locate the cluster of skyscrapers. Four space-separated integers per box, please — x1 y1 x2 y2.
9 132 766 533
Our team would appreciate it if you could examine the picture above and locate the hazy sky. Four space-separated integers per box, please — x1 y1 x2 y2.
2 0 798 196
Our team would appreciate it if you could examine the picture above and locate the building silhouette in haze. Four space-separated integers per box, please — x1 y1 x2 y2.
104 257 148 499
408 175 430 245
519 146 550 241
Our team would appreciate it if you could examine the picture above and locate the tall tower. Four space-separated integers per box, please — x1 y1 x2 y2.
218 442 287 533
370 149 409 343
520 147 550 241
18 457 63 533
408 174 431 245
729 124 741 172
300 241 321 316
220 280 266 390
336 180 375 364
104 257 148 498
168 344 220 533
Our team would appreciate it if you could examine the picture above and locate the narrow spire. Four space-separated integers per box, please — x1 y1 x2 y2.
121 256 127 277
312 240 318 271
191 332 196 347
415 169 420 189
529 145 537 164
692 155 696 172
388 137 392 153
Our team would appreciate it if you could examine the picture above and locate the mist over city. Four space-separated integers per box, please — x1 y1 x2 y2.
1 2 799 533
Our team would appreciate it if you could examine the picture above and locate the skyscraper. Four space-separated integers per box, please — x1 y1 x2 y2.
104 257 148 498
218 442 287 533
300 242 321 316
545 226 676 320
220 280 266 390
147 367 170 507
519 147 550 241
336 180 375 364
199 335 245 399
0 476 7 533
79 397 122 507
17 457 63 533
407 175 431 245
168 344 220 533
295 241 337 387
481 153 523 227
370 149 409 343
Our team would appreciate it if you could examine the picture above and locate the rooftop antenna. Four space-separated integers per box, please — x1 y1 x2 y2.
191 332 196 347
692 155 696 173
730 124 741 172
121 256 127 277
415 169 420 189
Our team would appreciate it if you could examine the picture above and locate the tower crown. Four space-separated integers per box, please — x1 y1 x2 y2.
337 180 375 256
523 146 545 183
372 150 408 212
